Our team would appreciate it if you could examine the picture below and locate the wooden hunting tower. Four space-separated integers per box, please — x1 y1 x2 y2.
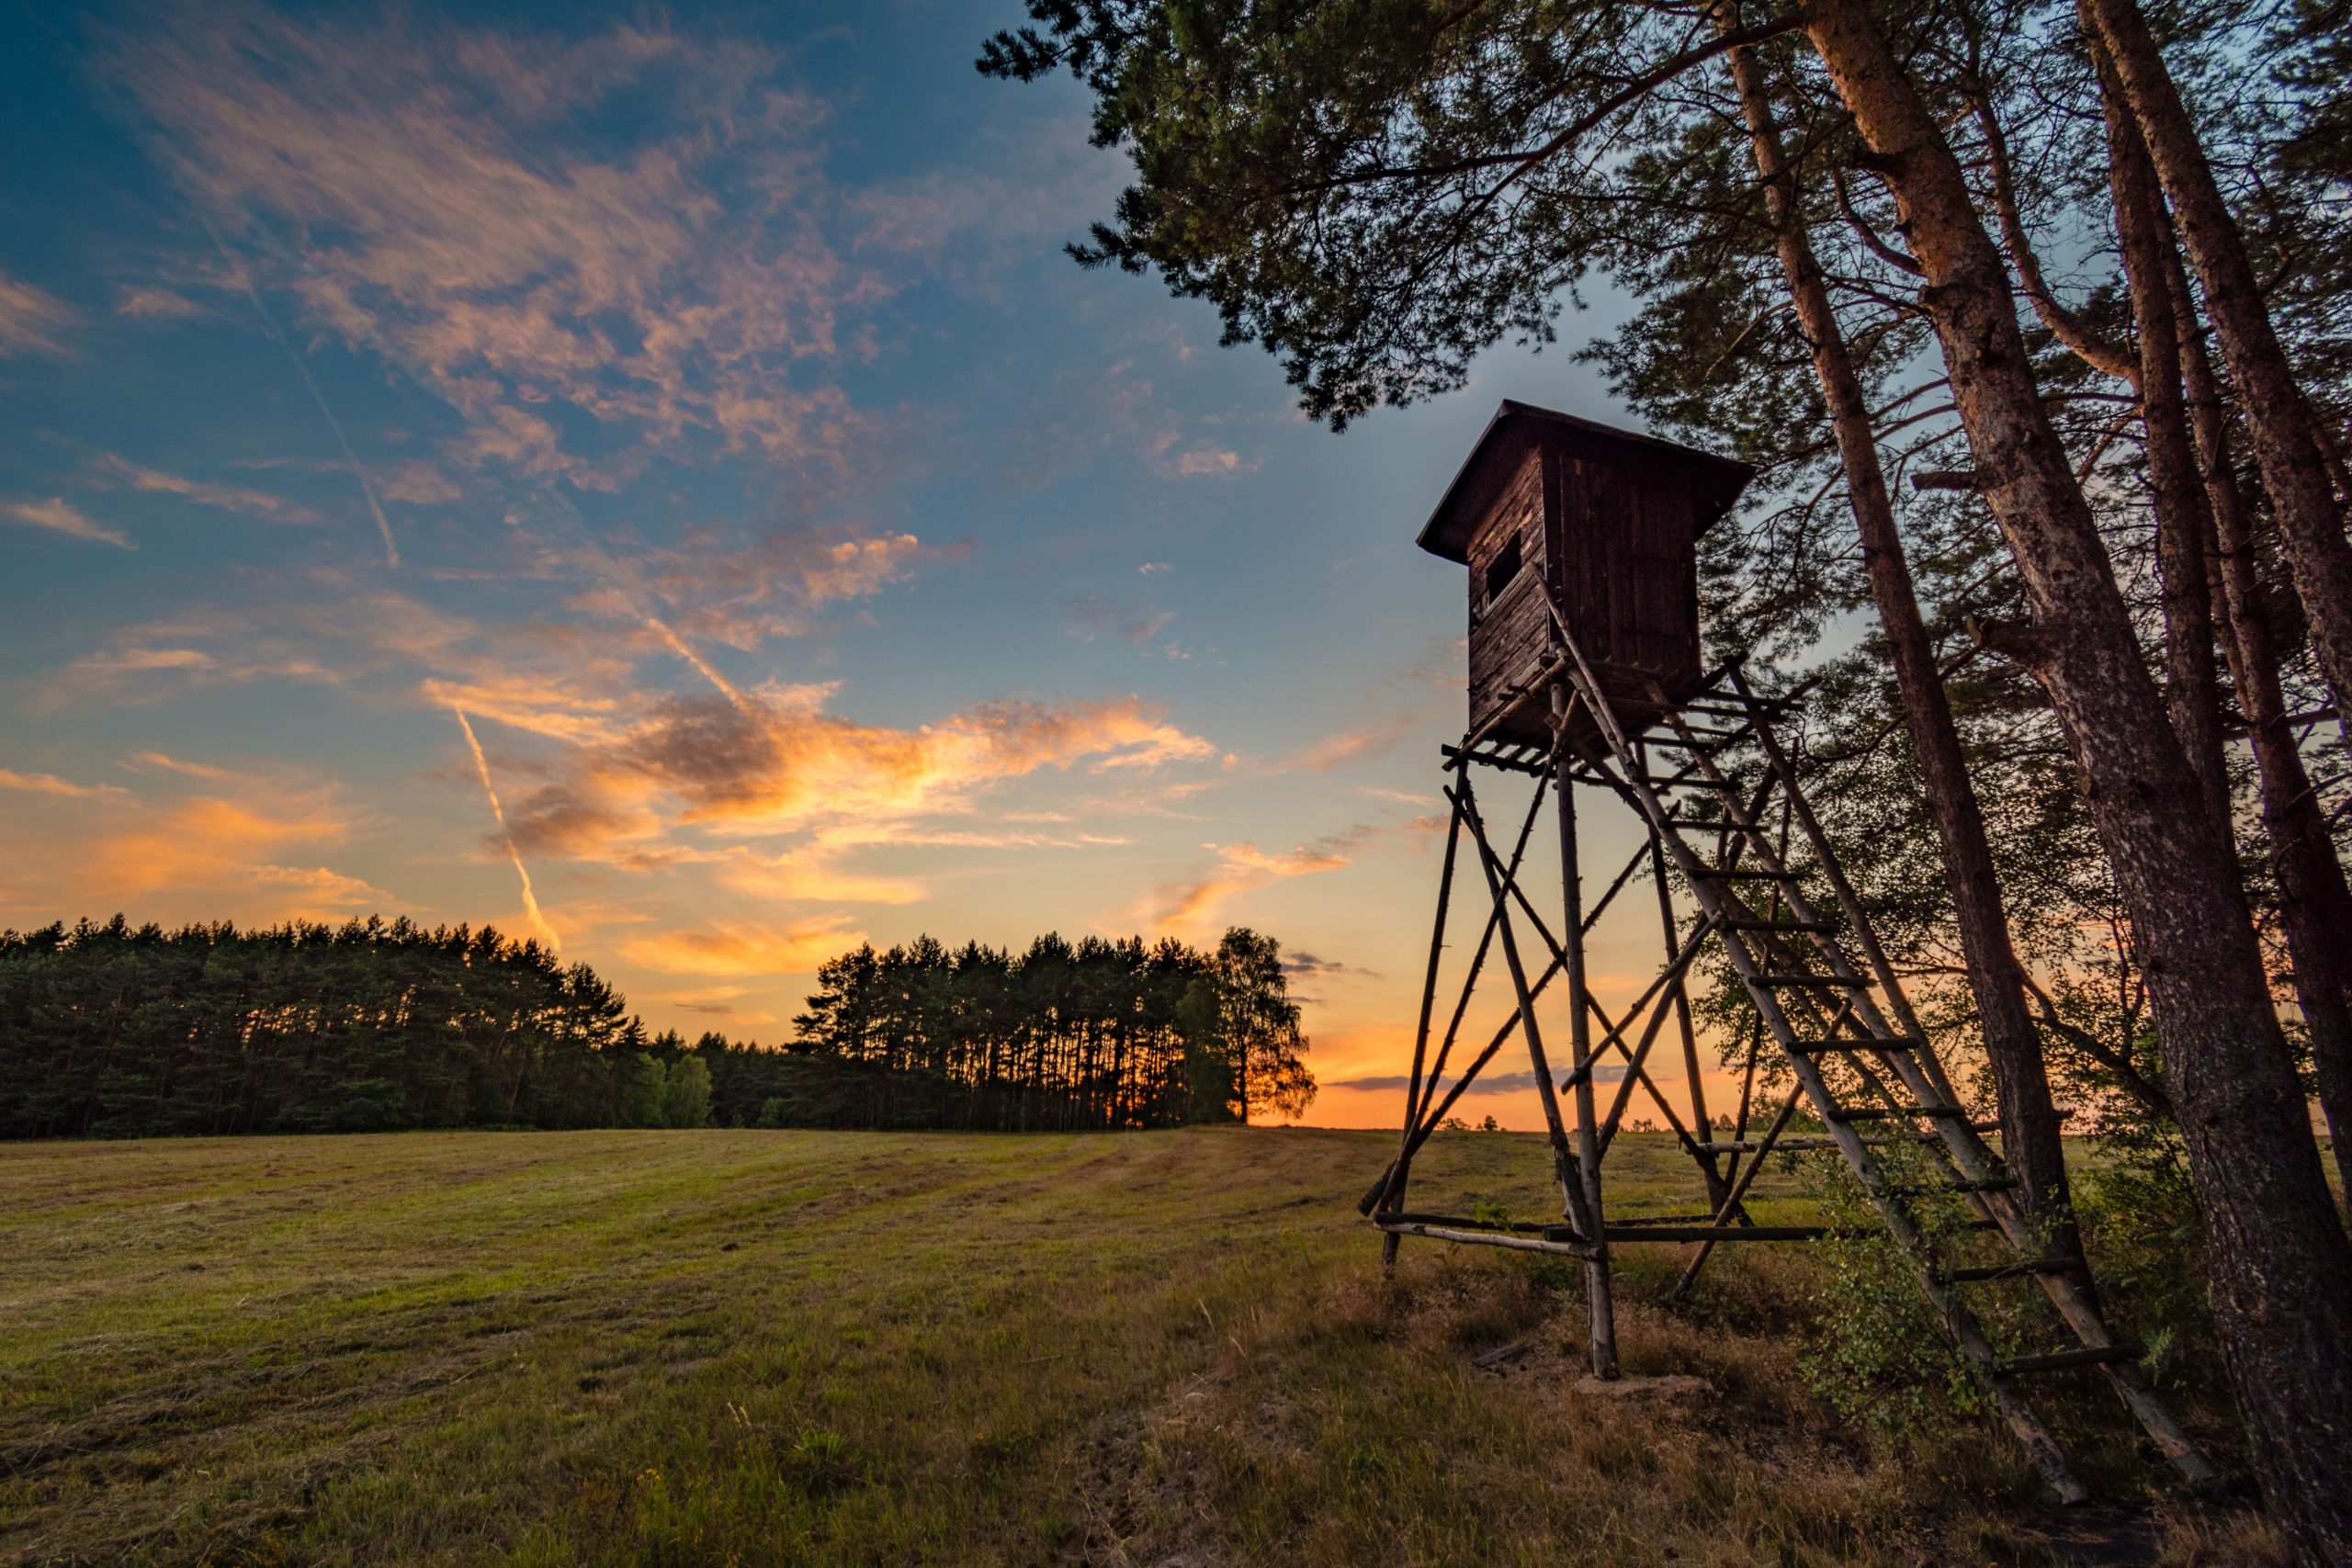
1365 400 2214 1505
1418 400 1752 746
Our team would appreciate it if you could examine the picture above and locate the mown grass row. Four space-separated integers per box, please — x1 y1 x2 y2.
0 1127 2280 1565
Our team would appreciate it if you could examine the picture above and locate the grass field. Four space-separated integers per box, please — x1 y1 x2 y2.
0 1127 2282 1566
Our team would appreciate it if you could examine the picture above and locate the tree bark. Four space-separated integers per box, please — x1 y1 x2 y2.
1802 5 2352 1560
2082 0 2352 750
1713 6 2079 1269
2091 32 2231 835
2165 243 2352 1204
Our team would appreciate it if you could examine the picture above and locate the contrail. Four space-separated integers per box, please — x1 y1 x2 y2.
452 704 507 825
203 215 400 568
450 705 559 951
642 615 746 707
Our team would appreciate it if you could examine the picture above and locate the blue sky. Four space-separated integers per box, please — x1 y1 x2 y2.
0 0 1687 1127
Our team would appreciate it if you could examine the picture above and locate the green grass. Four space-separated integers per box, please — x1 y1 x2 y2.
0 1128 2279 1565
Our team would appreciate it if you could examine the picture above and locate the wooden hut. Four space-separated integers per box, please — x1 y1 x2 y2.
1417 400 1754 747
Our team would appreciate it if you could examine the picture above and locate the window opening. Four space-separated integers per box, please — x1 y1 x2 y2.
1483 534 1524 604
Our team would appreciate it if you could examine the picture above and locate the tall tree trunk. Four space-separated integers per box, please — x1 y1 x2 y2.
1713 5 2079 1266
2093 30 2231 834
2082 0 2352 746
2109 27 2352 1198
2166 247 2352 1203
1802 5 2352 1560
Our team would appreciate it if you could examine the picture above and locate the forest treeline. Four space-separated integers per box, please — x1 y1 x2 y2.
0 917 1313 1140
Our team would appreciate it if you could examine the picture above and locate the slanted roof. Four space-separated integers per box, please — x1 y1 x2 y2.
1416 400 1756 564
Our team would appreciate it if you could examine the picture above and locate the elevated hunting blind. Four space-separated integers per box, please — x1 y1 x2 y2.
1366 401 2213 1505
1419 400 1750 748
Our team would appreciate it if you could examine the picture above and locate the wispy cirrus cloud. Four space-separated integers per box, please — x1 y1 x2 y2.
115 286 209 321
4 498 131 549
1062 595 1177 649
1135 810 1447 935
92 454 320 525
0 769 131 803
1278 717 1413 773
116 8 882 490
625 526 948 650
1136 834 1365 935
0 273 75 356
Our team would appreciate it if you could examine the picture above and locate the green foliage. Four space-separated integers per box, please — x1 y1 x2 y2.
978 2 1754 429
786 1428 856 1495
1174 975 1239 1124
1207 927 1317 1122
622 1056 670 1130
2076 1099 2212 1384
778 926 1313 1131
0 918 1317 1141
0 915 645 1138
661 1055 713 1130
1795 1153 1984 1439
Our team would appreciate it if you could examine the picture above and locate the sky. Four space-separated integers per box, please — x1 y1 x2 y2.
0 0 1708 1131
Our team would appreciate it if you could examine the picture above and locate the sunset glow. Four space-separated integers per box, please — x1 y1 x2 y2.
0 0 1699 1126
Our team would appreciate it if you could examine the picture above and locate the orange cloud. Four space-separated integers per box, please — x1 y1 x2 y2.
1138 835 1362 934
0 769 130 802
458 681 1218 924
83 794 358 897
0 770 390 929
621 916 863 976
1280 717 1412 773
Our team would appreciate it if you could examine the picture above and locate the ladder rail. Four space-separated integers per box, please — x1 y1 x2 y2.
1555 630 2163 1503
1676 672 2215 1488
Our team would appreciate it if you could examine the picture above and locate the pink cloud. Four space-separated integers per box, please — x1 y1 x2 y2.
118 9 885 488
0 273 75 357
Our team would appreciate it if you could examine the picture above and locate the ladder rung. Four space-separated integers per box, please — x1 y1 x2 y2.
1694 1133 2000 1153
1996 1344 2140 1376
1828 1105 1969 1123
1600 1224 1829 1243
1755 975 1862 989
1785 1035 1921 1054
1947 1258 2080 1283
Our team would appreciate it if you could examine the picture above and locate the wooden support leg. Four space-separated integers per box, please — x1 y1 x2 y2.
1382 787 1466 1269
1555 684 1618 1380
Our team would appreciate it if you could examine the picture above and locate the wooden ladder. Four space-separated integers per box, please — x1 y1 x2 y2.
1554 631 2216 1504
